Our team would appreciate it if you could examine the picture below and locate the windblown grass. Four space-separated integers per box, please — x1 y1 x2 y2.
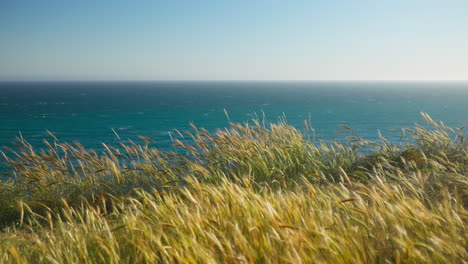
0 113 467 263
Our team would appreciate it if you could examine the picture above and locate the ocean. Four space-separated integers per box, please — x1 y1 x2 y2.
1 81 467 153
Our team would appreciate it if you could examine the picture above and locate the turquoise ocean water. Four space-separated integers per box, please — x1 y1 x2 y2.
1 81 467 153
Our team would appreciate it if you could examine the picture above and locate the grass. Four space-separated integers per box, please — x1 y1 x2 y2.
0 113 467 263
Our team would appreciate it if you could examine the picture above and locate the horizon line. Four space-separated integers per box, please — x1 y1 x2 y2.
1 79 468 83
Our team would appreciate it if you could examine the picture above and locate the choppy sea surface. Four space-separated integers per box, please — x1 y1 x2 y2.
1 81 467 153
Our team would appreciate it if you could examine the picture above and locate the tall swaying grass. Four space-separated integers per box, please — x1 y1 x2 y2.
0 113 467 263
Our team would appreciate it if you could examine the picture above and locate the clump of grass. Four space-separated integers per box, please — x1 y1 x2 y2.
0 113 466 263
0 136 184 227
2 177 467 263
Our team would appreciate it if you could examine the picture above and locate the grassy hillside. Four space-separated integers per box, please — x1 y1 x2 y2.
1 113 467 263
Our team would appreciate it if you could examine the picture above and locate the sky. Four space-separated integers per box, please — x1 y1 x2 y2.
0 0 467 81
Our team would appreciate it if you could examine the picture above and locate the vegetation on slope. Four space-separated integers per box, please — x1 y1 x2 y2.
0 113 467 263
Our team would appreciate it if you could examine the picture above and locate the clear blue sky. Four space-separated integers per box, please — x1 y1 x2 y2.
0 0 467 81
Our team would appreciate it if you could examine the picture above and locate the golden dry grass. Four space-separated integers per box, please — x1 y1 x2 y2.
0 113 467 263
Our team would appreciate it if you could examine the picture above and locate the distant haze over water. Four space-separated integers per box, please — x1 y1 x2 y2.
1 81 467 152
